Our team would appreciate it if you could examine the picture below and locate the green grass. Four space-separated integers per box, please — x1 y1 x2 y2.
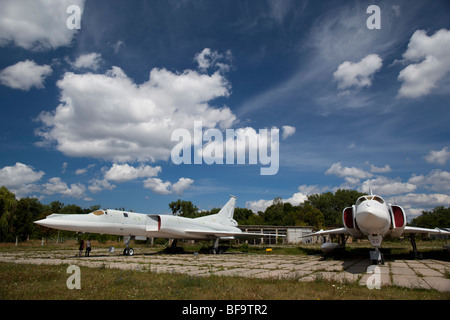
0 262 448 300
1 240 449 300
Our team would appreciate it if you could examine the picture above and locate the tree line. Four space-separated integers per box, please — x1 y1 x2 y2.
0 186 448 242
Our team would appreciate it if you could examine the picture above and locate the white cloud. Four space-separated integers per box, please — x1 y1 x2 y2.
36 51 235 163
112 40 125 53
88 178 116 194
333 54 382 90
326 162 373 180
245 184 324 213
246 198 274 213
75 164 95 175
408 170 450 192
398 29 450 98
171 178 194 195
361 176 416 196
281 125 296 140
104 163 161 183
394 193 450 210
143 178 172 195
370 164 392 173
0 163 44 197
42 177 86 199
194 48 232 73
424 147 450 165
143 177 194 195
0 0 85 51
246 192 308 214
69 53 102 71
0 60 52 90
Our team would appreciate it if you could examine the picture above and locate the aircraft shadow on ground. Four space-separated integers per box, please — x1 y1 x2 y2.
321 246 450 264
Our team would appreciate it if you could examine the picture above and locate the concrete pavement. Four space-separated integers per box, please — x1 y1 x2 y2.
1 248 449 292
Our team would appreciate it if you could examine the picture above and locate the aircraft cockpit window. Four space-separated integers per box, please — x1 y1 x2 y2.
356 197 367 205
123 213 128 218
373 196 384 204
93 210 104 216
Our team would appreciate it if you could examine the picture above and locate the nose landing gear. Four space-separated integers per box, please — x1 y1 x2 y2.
369 234 384 265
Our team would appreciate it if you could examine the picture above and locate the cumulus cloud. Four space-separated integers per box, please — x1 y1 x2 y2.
0 0 85 51
326 162 373 181
370 164 392 173
394 193 450 210
361 176 416 196
0 163 45 197
245 184 325 213
408 170 450 192
0 60 52 90
424 147 450 165
69 52 102 71
143 178 172 195
143 177 193 195
36 53 235 163
333 54 382 90
194 48 232 73
42 177 86 199
398 29 450 98
281 125 296 140
246 192 308 213
88 178 116 194
104 163 161 183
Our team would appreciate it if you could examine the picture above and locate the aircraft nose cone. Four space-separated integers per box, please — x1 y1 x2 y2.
34 219 48 226
356 206 388 230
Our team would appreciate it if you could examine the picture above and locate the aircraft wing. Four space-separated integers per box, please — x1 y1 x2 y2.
302 227 348 238
403 226 450 235
185 230 284 240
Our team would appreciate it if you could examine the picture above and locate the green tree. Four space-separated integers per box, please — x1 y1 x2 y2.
0 187 17 242
260 197 284 225
410 206 450 229
60 204 83 214
306 189 363 227
233 207 259 225
169 199 199 218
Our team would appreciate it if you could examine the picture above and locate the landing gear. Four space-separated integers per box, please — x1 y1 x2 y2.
408 235 423 260
370 247 384 265
123 236 134 256
369 234 384 265
123 247 134 256
209 238 223 254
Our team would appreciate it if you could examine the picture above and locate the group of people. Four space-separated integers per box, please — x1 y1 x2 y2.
78 239 92 257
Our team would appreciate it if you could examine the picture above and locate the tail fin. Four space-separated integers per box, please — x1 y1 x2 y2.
195 195 236 225
216 195 236 220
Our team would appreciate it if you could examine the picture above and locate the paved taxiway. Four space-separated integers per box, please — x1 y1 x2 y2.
1 248 449 292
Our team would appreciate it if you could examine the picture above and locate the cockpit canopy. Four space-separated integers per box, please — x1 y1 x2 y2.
356 195 385 206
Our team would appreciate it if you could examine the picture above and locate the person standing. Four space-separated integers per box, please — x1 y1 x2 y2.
79 239 84 257
85 239 91 257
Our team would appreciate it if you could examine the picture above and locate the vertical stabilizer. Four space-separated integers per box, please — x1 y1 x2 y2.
217 195 236 220
195 195 236 225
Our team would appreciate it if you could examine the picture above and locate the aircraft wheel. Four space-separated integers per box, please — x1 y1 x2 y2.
123 248 134 256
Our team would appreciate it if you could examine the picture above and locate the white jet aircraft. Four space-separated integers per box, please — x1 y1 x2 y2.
35 196 278 256
304 192 450 264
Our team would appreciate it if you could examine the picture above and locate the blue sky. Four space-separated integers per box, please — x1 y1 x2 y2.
0 0 449 219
